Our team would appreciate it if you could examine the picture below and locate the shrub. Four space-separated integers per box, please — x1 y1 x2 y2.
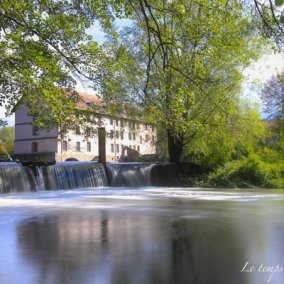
207 154 284 188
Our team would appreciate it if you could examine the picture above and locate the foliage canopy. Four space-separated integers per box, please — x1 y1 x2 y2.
101 0 264 162
0 126 14 156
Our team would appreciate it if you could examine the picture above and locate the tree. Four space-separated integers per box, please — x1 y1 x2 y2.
261 72 284 119
0 126 15 157
184 104 266 168
0 0 273 164
0 0 127 129
261 71 284 149
0 118 8 128
253 0 284 50
102 0 264 163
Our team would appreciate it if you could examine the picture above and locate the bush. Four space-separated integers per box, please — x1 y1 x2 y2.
207 154 284 188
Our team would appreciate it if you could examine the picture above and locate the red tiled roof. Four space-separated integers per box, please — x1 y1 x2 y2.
76 92 103 110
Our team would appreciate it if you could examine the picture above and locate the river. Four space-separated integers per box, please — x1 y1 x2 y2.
0 187 283 284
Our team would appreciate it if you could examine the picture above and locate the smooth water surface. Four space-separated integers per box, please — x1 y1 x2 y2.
0 187 284 284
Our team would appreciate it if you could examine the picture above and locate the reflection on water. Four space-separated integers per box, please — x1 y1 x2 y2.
0 188 284 284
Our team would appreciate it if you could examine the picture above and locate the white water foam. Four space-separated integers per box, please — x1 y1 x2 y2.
0 187 284 211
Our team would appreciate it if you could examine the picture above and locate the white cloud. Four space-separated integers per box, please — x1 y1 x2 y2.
241 52 284 111
0 105 14 127
243 53 284 83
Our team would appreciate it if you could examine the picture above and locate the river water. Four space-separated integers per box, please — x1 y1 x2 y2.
0 187 284 284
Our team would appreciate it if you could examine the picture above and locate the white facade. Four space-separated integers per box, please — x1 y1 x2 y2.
14 98 157 162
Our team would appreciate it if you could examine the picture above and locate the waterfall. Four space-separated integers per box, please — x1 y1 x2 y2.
0 163 42 193
43 162 108 190
106 163 155 187
0 162 108 193
0 162 159 193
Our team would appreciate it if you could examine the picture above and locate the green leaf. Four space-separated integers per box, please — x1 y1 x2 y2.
275 0 284 6
280 15 284 23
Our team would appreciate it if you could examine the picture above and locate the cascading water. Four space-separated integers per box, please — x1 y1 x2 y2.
0 162 160 193
42 162 108 190
0 162 108 193
106 163 156 187
0 162 42 193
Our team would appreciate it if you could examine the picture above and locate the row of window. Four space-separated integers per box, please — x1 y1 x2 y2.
75 126 92 136
109 131 155 143
110 119 135 129
109 119 154 131
109 130 136 140
62 141 142 153
110 144 140 153
32 122 155 137
74 125 151 137
62 141 91 152
31 141 143 154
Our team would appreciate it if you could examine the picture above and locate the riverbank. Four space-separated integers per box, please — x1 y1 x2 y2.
174 156 284 189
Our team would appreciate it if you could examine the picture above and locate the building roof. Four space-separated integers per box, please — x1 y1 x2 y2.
13 90 149 123
76 92 103 110
75 92 147 123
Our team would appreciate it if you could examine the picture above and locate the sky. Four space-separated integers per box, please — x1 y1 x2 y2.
242 53 284 106
244 53 284 83
1 21 284 127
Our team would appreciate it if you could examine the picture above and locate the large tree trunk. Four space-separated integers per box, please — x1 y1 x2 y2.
167 130 184 163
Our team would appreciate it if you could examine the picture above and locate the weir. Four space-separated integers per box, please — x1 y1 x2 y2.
0 162 157 193
0 162 42 193
106 163 156 187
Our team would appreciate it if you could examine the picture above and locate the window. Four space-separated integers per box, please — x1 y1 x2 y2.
116 130 119 139
32 125 39 136
116 144 119 153
31 142 38 153
140 136 143 144
76 126 80 135
152 125 155 131
120 131 124 140
133 145 136 150
62 126 67 134
86 101 94 107
152 135 155 142
110 130 114 139
120 120 124 127
137 145 140 152
63 141 67 151
129 121 135 129
133 133 136 140
145 124 148 130
128 132 132 140
87 142 91 152
111 144 114 153
116 119 119 126
86 127 91 137
110 119 113 125
76 142 80 152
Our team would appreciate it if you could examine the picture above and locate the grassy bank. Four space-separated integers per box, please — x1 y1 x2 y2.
175 154 284 189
